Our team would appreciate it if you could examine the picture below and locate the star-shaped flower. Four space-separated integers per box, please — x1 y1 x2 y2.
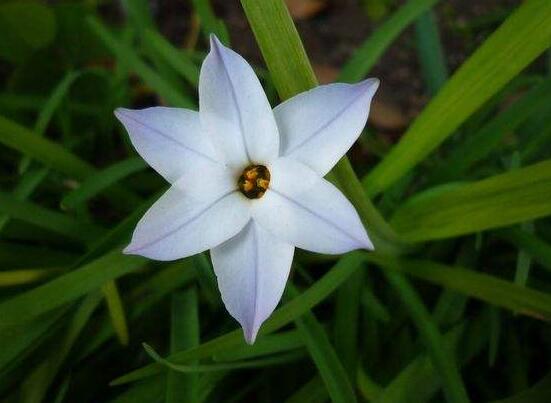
116 35 378 344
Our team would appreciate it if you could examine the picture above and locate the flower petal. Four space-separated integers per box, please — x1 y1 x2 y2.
124 185 250 261
211 221 294 344
274 79 379 176
173 164 237 202
268 157 320 196
252 178 373 254
199 35 279 167
115 107 220 183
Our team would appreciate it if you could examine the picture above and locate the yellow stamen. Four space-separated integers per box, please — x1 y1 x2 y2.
238 165 270 199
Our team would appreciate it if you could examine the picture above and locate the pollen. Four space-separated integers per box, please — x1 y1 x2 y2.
238 165 270 199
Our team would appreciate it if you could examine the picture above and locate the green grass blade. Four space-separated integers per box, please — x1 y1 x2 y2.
361 284 391 323
120 0 156 33
333 269 363 377
213 330 303 362
111 253 363 385
0 268 61 287
111 376 164 403
61 157 146 210
144 343 303 372
439 78 551 178
489 372 551 403
414 10 448 95
288 285 357 403
20 71 81 173
0 114 139 207
0 191 104 243
240 0 317 99
166 289 200 403
382 271 469 403
368 254 551 320
143 29 199 87
78 262 195 360
514 222 534 287
364 0 551 196
391 159 551 242
0 251 145 328
357 366 382 401
496 228 551 273
20 292 103 403
285 376 327 403
87 17 195 108
0 308 68 373
0 167 48 233
101 280 129 346
191 0 230 45
373 322 476 403
340 0 440 82
0 114 95 180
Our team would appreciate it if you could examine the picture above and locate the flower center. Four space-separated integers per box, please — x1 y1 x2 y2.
238 164 270 199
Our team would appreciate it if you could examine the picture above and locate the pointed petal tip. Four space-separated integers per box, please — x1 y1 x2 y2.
358 77 380 94
209 33 223 50
122 244 137 255
113 107 132 122
363 238 375 251
243 325 259 345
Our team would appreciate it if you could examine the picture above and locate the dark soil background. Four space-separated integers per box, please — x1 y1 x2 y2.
151 0 520 121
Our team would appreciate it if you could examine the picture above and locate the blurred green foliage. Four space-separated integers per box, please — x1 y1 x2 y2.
0 0 550 402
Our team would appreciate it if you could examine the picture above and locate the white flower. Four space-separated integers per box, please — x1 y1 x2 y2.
115 35 378 344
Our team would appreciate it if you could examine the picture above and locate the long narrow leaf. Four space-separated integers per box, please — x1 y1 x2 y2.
364 0 551 195
391 159 551 241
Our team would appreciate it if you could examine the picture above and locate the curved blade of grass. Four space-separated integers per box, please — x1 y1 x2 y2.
144 343 303 372
20 70 81 173
334 269 363 377
364 0 551 196
61 157 146 210
0 268 62 287
20 292 103 403
167 289 200 403
361 284 391 323
87 17 194 108
0 191 104 243
489 372 551 403
73 190 163 267
288 285 357 403
0 114 139 206
110 376 165 403
438 78 551 179
78 262 196 361
143 29 199 87
0 167 49 233
0 308 68 373
414 10 448 95
0 251 145 328
213 330 303 362
339 0 440 82
495 228 551 273
391 159 551 242
382 271 469 403
111 253 364 385
101 280 129 346
372 320 484 403
367 253 551 320
0 114 95 179
285 376 327 403
0 242 77 269
191 0 230 45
